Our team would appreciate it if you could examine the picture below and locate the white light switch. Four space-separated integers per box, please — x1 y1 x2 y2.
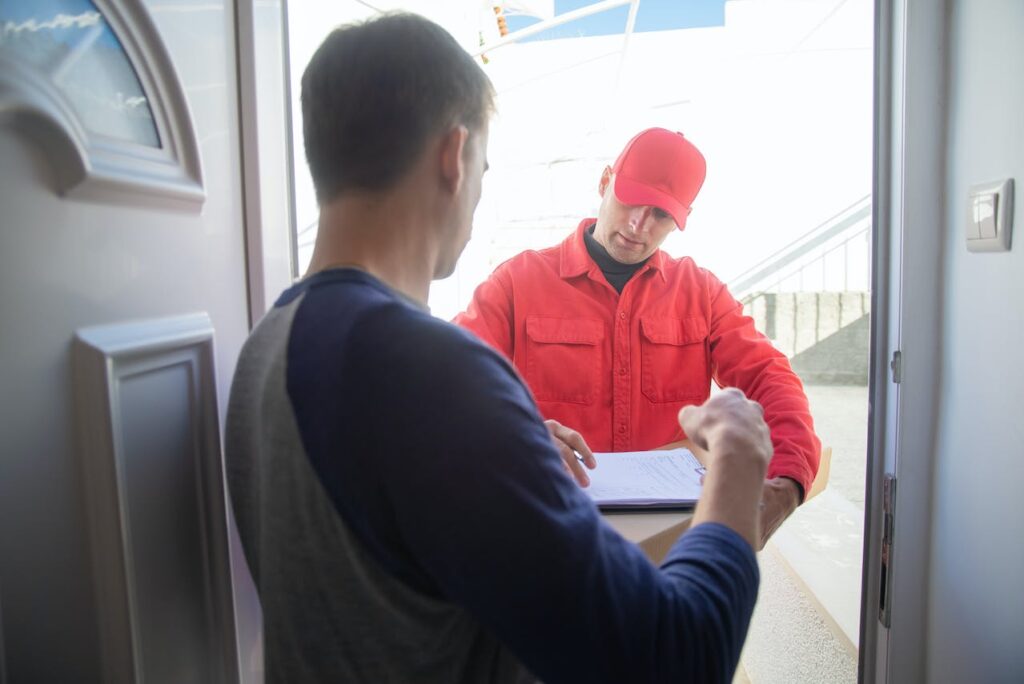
974 194 997 238
966 202 982 240
967 179 1013 252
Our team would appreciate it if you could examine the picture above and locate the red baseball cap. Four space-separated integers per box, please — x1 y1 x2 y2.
611 127 707 230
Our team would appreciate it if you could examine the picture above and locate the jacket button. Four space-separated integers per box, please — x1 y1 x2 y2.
619 367 627 375
618 424 626 433
619 311 627 320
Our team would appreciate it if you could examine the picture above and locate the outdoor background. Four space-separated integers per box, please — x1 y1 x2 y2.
288 1 873 680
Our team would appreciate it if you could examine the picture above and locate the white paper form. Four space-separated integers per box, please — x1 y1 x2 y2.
583 448 705 508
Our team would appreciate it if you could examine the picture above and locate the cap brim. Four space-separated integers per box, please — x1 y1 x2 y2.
613 175 689 230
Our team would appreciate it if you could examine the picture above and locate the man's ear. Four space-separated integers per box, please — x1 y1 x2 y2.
598 166 613 197
439 124 470 195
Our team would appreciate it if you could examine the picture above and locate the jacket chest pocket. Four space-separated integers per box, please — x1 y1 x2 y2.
640 316 709 403
524 317 604 404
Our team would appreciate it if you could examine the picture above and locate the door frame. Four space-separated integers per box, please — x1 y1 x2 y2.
238 1 949 680
236 0 298 324
229 2 299 681
861 0 947 681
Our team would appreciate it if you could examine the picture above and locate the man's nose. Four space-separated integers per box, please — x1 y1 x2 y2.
627 206 653 233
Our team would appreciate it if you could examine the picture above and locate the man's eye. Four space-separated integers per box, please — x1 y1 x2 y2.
652 208 669 220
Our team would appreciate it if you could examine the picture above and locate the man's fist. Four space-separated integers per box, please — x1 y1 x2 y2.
678 388 773 468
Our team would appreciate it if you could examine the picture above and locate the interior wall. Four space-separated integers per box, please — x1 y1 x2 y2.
928 0 1024 680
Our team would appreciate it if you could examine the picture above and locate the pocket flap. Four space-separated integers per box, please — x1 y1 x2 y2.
525 317 603 345
640 317 708 345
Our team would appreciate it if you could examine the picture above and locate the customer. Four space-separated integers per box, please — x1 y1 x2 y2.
226 13 772 683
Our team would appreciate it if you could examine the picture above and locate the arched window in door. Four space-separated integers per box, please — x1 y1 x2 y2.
0 0 204 210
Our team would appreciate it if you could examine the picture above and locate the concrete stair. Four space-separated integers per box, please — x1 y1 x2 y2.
743 291 870 385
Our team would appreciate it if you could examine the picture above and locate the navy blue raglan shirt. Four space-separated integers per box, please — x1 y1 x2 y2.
225 267 760 683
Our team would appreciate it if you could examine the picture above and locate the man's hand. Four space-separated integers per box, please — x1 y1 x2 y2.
544 419 596 487
678 389 773 466
682 389 773 549
757 477 801 549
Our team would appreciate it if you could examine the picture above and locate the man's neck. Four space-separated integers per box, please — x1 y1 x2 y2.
306 190 439 305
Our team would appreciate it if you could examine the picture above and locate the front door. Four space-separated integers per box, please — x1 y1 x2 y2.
0 0 259 680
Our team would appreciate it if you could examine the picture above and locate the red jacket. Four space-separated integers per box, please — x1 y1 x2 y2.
455 220 820 495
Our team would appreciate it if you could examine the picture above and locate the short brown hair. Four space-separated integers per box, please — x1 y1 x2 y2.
301 13 495 203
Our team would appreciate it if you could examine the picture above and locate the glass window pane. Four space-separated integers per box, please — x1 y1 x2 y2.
0 0 160 147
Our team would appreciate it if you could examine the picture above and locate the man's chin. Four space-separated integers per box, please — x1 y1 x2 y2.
434 240 471 280
433 264 457 280
611 237 649 263
433 256 459 280
610 248 647 265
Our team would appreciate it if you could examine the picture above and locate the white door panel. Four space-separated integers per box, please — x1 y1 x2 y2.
0 0 256 680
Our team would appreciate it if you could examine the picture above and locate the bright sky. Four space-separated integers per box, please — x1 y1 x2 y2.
506 0 726 38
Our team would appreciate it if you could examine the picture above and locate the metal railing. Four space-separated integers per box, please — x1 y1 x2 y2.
729 196 872 361
729 195 871 301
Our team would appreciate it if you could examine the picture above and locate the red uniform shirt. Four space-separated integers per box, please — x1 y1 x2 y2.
455 220 820 495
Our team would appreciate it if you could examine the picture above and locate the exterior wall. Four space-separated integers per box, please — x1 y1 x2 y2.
927 1 1024 680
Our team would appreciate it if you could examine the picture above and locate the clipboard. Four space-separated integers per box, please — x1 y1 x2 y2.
582 448 704 510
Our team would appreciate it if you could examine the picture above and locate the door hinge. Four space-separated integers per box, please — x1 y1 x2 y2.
890 350 902 383
879 474 896 627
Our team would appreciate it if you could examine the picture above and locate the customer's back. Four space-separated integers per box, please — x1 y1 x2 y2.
226 268 530 682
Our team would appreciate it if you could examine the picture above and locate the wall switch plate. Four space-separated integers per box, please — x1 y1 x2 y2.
967 178 1013 252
